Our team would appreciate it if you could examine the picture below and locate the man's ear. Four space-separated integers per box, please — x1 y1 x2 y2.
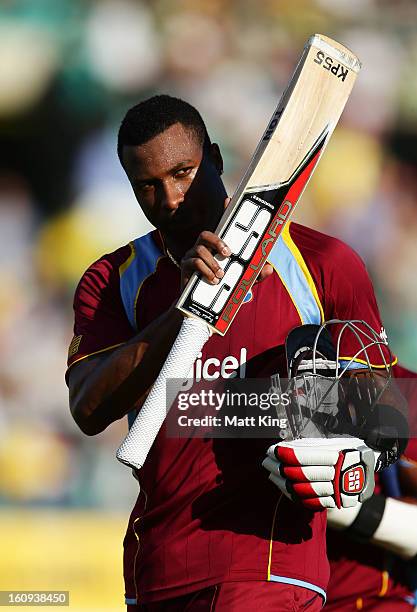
209 143 224 175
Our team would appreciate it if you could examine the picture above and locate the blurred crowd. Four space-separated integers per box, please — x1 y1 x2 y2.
1 0 417 509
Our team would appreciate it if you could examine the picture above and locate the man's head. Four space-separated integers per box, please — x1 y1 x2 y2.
118 95 227 253
117 95 211 165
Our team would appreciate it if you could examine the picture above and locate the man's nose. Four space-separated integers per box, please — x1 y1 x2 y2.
159 180 184 211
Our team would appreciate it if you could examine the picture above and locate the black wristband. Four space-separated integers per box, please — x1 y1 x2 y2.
346 494 386 541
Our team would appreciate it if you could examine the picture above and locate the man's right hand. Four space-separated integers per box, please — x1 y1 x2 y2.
181 230 231 288
180 195 273 288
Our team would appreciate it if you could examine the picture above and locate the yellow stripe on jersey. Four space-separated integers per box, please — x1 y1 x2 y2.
339 356 398 369
66 342 124 372
267 222 323 326
119 233 164 331
378 570 389 597
267 494 282 581
119 241 136 277
282 223 325 323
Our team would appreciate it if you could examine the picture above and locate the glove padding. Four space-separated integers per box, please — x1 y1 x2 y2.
262 437 378 510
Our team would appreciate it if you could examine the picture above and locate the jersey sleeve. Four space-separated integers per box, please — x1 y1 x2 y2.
322 238 395 368
393 364 417 462
66 247 135 376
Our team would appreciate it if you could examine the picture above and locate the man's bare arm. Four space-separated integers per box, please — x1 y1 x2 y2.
68 227 271 436
67 227 232 436
68 306 183 435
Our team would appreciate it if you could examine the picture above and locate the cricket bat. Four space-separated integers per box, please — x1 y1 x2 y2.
116 34 362 470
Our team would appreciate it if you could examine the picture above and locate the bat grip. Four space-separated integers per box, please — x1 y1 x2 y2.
116 317 211 470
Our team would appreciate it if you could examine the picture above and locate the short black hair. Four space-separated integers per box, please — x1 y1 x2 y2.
117 94 210 166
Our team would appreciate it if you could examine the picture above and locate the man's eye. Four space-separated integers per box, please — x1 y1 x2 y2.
138 182 154 192
175 167 193 178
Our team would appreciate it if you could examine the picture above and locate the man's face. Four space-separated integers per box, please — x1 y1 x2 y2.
122 123 227 252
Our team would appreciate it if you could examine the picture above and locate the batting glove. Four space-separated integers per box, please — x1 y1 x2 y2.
262 437 378 510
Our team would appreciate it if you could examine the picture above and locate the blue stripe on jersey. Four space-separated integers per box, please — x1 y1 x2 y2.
339 359 368 370
268 234 322 326
119 233 162 431
127 580 325 606
269 574 327 602
119 232 163 331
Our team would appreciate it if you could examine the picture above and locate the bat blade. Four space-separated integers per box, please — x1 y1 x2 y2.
177 34 361 335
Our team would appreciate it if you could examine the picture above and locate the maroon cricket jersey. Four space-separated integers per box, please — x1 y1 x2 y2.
67 222 392 606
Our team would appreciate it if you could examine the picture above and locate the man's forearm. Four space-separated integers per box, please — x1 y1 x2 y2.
69 307 183 434
327 496 417 560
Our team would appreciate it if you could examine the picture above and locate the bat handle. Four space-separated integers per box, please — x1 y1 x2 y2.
116 317 211 470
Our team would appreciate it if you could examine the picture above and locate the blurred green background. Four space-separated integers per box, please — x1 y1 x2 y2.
1 0 417 609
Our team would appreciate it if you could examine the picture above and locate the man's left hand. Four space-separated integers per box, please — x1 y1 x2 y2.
262 437 378 510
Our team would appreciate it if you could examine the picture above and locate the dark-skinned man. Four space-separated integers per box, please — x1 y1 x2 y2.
67 95 402 611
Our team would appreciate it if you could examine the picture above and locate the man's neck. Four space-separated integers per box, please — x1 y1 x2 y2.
161 233 185 266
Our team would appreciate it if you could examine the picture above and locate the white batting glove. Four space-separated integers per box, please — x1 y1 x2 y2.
262 437 378 510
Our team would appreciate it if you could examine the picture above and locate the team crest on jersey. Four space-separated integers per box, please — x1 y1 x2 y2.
68 335 82 358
